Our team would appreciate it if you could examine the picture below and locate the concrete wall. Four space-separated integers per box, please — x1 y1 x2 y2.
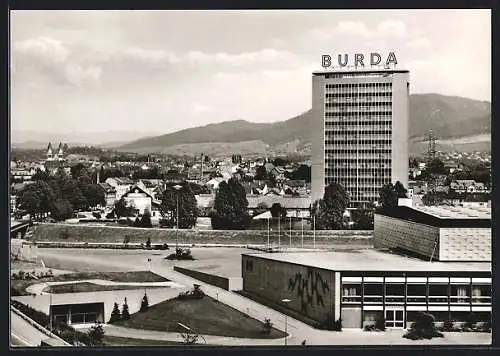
391 72 409 189
174 266 229 290
31 223 373 246
242 255 336 323
374 214 440 259
311 74 326 203
12 287 184 324
374 214 491 262
439 228 491 261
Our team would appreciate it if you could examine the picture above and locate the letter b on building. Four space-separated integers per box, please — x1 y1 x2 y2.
322 55 332 69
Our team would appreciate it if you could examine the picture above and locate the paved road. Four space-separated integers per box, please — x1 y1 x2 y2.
11 310 48 347
36 249 492 346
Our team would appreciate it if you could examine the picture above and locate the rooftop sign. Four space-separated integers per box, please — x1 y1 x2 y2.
322 52 398 70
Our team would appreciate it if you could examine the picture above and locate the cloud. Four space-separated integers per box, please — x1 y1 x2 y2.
406 37 431 49
13 36 70 65
309 20 408 40
12 36 102 89
376 20 407 38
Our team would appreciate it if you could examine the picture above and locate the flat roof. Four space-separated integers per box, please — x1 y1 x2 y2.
313 69 409 75
376 206 491 228
412 205 491 219
243 249 490 273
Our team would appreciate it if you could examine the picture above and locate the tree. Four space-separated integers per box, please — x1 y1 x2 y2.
394 181 408 199
422 190 449 206
311 183 349 230
254 166 267 181
211 177 251 230
87 322 105 346
70 163 87 180
270 203 287 218
377 183 398 212
426 158 446 175
159 184 198 229
351 208 374 230
109 302 121 323
114 198 136 218
140 208 153 228
293 165 311 183
49 199 73 221
140 292 149 312
121 298 130 320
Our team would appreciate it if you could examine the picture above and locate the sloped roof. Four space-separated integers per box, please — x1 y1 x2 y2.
247 195 311 209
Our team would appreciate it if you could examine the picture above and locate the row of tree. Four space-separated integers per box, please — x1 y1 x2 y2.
17 167 105 221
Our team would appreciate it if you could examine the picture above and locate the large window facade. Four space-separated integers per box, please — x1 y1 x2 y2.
324 80 393 207
340 274 491 329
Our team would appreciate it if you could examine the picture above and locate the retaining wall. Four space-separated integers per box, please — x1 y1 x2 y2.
31 223 373 246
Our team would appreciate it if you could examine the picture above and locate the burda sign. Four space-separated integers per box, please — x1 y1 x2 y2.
321 52 398 69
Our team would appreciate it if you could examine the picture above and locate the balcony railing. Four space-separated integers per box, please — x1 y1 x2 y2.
450 296 470 304
471 296 491 304
363 295 383 304
428 296 449 304
406 296 427 304
342 296 361 303
384 295 404 303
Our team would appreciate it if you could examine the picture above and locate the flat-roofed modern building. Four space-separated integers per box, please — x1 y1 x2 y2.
311 69 409 208
242 250 491 329
374 205 491 262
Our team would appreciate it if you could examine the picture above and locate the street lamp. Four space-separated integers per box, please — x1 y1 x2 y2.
281 298 291 346
173 184 183 251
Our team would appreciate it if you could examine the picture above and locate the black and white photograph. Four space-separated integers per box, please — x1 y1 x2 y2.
9 9 492 348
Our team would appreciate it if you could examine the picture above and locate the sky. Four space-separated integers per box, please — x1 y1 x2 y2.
10 9 491 137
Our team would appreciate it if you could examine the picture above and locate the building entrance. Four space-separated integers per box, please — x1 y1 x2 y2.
385 308 404 328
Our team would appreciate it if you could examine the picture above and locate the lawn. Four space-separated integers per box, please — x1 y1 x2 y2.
114 295 287 339
11 271 168 296
102 335 186 346
45 282 167 294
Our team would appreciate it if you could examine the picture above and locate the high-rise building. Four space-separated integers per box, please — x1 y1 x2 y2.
311 69 410 208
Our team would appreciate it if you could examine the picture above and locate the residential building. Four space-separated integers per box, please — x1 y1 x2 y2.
311 69 410 208
105 177 135 200
121 184 161 218
246 195 311 218
97 183 117 208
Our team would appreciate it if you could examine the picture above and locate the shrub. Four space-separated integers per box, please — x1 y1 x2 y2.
87 322 105 346
375 315 386 331
165 247 195 260
263 318 273 334
403 312 444 340
316 314 342 331
177 284 206 300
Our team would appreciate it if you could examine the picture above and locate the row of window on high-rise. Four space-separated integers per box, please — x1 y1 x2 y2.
323 73 394 79
326 82 393 89
325 101 393 107
325 111 392 116
325 92 392 98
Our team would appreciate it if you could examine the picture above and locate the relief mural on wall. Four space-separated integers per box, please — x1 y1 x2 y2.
288 268 330 313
